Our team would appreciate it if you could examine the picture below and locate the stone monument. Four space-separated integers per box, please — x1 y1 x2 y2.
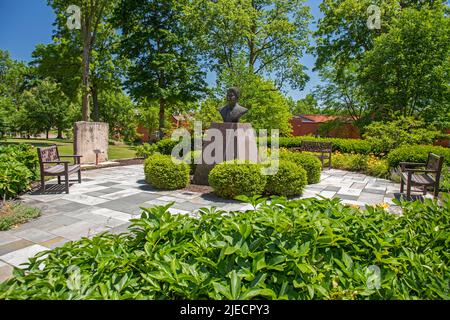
193 88 259 185
74 122 109 165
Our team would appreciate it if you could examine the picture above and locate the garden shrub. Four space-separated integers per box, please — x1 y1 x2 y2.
440 166 450 193
279 150 322 184
265 160 307 196
0 156 33 200
366 156 390 179
135 143 158 159
144 154 190 190
387 145 450 169
260 137 372 155
363 117 441 155
1 196 450 300
0 144 38 178
209 161 266 199
332 152 369 172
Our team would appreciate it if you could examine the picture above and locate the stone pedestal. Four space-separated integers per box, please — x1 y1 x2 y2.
74 122 109 164
193 122 258 185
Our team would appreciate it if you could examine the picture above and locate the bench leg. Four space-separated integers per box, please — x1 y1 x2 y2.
40 175 45 193
433 185 439 198
406 179 412 199
400 179 404 193
65 171 69 194
78 170 82 184
57 176 61 185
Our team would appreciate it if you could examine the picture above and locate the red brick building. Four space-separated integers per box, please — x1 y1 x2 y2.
290 115 361 139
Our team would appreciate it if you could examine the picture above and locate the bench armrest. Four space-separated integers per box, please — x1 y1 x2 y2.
59 155 83 158
400 162 426 170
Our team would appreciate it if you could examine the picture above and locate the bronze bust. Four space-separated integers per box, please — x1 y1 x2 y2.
220 87 249 123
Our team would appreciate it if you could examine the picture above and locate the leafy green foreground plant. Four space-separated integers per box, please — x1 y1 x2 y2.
1 196 449 300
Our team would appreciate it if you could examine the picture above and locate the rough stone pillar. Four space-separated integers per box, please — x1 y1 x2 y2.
74 122 109 164
193 122 259 185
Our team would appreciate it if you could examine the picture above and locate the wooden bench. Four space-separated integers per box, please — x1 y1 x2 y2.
400 152 444 198
37 146 82 194
292 141 332 169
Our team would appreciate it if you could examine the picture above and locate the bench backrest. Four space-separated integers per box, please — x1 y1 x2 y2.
426 152 444 181
37 146 60 168
300 141 332 153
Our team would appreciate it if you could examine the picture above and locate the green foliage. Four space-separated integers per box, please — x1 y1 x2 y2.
113 0 207 136
265 160 307 197
440 166 450 193
331 152 390 178
19 79 74 138
363 117 441 155
144 154 190 190
0 202 41 231
261 137 373 155
0 144 39 176
209 161 266 199
289 94 320 116
135 143 159 159
0 157 33 201
387 145 450 169
279 151 322 184
360 7 450 123
1 196 450 299
218 64 293 136
186 0 311 90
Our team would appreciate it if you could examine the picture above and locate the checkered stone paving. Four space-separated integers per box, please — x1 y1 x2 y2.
0 165 432 282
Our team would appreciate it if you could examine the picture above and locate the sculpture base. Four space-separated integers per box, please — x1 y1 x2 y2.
193 122 258 185
73 122 109 164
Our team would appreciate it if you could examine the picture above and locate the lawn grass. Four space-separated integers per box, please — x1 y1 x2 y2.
1 138 137 160
0 202 41 231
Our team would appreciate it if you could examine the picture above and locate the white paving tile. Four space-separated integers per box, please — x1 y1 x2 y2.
99 188 142 200
61 194 110 205
0 245 49 268
157 196 188 203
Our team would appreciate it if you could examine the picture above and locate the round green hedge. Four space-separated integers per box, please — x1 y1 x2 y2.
144 154 190 190
279 151 322 184
265 160 307 197
209 161 266 199
387 145 450 169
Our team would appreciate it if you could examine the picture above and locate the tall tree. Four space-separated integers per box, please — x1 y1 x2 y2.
113 0 207 138
47 0 118 121
360 7 450 121
186 0 312 91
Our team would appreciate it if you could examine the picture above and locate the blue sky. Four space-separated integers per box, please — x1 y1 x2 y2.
0 0 323 101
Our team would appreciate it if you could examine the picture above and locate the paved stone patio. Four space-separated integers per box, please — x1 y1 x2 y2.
0 164 418 282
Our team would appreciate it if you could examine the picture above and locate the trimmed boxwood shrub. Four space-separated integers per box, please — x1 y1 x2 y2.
260 137 372 155
387 145 450 169
144 154 190 190
209 161 266 199
279 151 322 184
265 160 307 196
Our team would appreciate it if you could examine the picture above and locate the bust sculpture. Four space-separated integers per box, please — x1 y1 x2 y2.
220 87 248 123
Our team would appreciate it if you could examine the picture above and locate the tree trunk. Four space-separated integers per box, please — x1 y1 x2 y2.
92 85 99 122
57 127 63 139
81 18 92 122
46 130 49 140
159 99 165 140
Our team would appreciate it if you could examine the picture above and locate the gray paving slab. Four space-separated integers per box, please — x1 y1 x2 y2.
0 239 34 256
13 228 57 243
